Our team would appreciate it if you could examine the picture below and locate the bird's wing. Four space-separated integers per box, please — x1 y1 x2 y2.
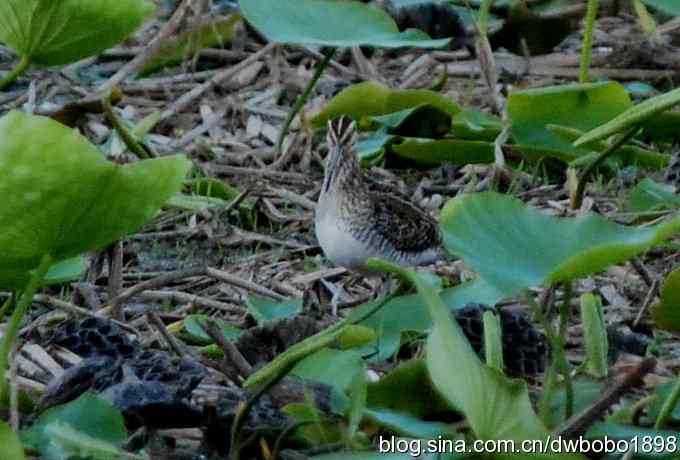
367 192 441 253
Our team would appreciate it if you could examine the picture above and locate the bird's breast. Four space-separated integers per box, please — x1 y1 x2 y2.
314 207 371 270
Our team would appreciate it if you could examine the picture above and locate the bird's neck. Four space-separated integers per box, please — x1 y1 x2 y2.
321 145 365 196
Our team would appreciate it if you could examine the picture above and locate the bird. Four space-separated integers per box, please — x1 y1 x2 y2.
315 116 443 273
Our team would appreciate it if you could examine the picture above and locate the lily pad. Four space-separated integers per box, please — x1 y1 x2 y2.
0 0 155 66
372 263 582 458
311 81 460 127
508 82 632 159
575 87 680 147
441 192 680 297
0 111 190 290
239 0 451 48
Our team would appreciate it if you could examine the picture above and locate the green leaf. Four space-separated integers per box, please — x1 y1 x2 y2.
358 277 503 361
284 400 344 446
580 294 608 378
371 105 452 138
451 109 503 141
626 178 680 214
22 393 128 459
547 124 667 169
642 111 680 142
546 379 604 429
0 0 156 66
652 266 680 330
648 381 680 423
181 314 242 345
246 295 302 323
575 87 680 146
391 139 495 166
311 81 460 128
347 363 368 439
0 421 25 460
364 407 452 438
509 82 631 158
441 192 680 297
141 14 242 76
41 256 86 287
0 111 190 290
641 0 680 16
239 0 451 48
291 348 364 398
370 262 560 449
367 359 453 418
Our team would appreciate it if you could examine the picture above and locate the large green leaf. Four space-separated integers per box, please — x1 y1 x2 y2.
0 110 190 290
311 81 461 127
239 0 450 48
291 348 364 398
371 262 583 459
358 277 503 361
22 393 128 460
0 0 155 66
441 192 680 297
576 87 680 147
367 359 452 417
0 421 25 460
508 82 631 159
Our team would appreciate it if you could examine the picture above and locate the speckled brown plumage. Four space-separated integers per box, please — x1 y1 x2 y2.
315 117 442 270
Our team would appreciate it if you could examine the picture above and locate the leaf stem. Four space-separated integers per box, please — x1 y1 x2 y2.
0 56 31 91
477 0 495 37
572 125 639 209
526 288 573 423
275 48 336 157
483 310 503 371
579 0 599 83
0 254 53 404
558 281 574 420
655 371 680 429
103 96 152 159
